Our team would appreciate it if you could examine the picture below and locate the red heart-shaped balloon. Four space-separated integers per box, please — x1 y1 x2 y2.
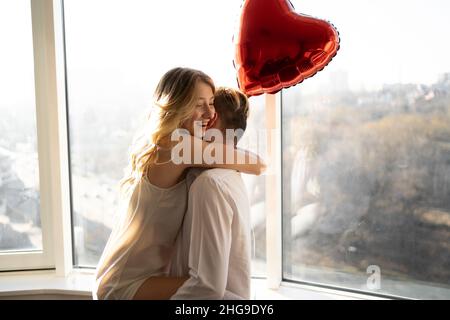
234 0 340 96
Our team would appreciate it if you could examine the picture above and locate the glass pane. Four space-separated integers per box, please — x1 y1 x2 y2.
64 0 267 275
0 1 42 252
282 0 450 299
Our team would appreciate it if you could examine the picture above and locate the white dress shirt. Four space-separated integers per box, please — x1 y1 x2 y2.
168 168 252 300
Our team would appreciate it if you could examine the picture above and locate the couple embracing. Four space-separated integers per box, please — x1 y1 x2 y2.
92 67 266 300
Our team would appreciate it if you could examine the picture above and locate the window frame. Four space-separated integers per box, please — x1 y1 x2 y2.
264 93 283 288
0 0 73 275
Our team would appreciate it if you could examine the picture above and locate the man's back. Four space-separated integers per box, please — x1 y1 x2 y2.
168 168 252 299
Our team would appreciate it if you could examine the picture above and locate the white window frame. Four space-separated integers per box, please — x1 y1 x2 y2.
0 0 72 275
264 93 283 289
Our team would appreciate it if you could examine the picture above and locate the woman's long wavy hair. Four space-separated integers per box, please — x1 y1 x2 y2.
119 67 215 197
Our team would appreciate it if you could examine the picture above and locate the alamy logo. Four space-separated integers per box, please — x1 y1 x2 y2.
366 265 381 290
170 126 250 165
167 120 279 176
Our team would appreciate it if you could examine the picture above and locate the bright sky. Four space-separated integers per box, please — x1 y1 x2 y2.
1 0 450 110
295 0 450 91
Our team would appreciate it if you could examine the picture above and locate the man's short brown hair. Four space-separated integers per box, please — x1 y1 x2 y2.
214 87 249 135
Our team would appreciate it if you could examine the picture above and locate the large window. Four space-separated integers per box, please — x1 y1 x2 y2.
0 1 41 253
282 0 450 299
4 0 449 300
63 0 266 275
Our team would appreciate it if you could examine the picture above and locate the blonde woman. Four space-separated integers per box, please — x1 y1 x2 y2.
92 68 265 300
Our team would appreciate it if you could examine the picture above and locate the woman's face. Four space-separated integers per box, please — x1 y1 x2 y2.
181 81 216 136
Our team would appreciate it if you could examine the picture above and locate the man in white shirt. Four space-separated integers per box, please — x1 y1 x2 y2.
168 168 251 299
168 87 254 299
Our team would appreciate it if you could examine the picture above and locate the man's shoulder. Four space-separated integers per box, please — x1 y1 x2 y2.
193 168 242 186
189 169 250 219
198 168 239 180
189 168 242 192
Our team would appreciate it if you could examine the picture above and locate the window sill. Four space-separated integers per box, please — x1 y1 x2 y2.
0 270 387 300
0 270 93 299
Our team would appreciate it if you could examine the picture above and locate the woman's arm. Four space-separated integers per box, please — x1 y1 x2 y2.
179 135 266 175
133 276 188 300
